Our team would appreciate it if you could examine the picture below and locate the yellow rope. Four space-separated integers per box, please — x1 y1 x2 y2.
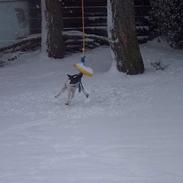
81 0 85 55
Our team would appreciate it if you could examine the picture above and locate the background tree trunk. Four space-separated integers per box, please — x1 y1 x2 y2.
41 0 47 54
46 0 65 58
109 0 144 75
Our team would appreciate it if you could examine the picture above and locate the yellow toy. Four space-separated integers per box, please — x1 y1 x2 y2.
74 61 93 77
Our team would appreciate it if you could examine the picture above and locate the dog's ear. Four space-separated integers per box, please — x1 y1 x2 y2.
67 74 72 79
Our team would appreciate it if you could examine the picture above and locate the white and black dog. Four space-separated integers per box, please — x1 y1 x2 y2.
55 73 89 105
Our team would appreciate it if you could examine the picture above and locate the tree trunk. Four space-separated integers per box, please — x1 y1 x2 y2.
41 0 47 54
108 0 144 75
45 0 65 58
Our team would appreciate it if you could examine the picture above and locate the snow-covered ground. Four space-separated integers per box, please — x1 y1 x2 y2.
0 41 183 183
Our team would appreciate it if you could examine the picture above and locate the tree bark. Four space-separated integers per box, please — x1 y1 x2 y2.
45 0 65 58
108 0 144 75
41 0 47 54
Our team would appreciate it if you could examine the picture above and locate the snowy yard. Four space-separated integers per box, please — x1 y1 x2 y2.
0 41 183 183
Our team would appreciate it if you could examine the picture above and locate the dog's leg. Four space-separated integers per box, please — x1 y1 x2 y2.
55 83 67 98
80 83 89 98
82 89 89 98
65 87 72 105
65 87 76 105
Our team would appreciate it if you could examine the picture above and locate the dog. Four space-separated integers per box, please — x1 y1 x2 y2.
55 73 89 105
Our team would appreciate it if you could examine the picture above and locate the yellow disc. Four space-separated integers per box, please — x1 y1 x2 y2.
74 63 93 77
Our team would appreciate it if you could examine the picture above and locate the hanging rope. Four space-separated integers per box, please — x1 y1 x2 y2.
81 0 85 56
74 0 93 77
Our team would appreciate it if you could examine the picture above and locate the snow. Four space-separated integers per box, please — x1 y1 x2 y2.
0 41 183 183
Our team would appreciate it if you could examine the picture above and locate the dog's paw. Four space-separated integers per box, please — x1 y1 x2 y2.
65 102 70 106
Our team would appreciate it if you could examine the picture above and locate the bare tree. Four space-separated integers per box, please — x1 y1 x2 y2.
108 0 144 75
41 0 47 54
42 0 65 58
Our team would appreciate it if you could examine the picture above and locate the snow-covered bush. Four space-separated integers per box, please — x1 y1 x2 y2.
150 0 183 49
